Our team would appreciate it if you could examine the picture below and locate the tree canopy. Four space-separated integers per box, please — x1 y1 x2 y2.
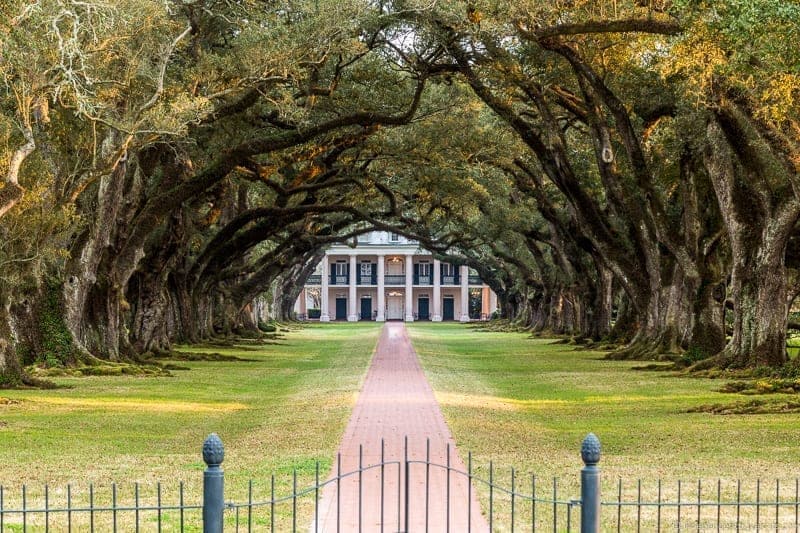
1 0 799 385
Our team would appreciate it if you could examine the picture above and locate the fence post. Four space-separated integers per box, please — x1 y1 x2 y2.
580 433 601 533
203 433 225 533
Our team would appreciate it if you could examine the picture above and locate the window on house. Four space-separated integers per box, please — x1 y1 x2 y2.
390 232 399 242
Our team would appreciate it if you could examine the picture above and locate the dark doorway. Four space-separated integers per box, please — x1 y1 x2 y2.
443 297 455 321
418 297 430 320
335 298 347 320
360 297 372 321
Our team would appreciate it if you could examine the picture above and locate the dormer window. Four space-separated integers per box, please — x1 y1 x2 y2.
390 232 400 242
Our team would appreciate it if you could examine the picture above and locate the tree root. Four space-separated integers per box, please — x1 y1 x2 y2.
26 362 172 378
688 398 800 415
152 350 258 362
605 340 681 362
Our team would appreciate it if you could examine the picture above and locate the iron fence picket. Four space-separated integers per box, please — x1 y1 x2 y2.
552 477 557 533
532 474 536 533
755 479 762 533
657 479 662 531
678 479 682 532
315 461 320 533
134 481 139 533
637 479 642 532
468 451 473 533
111 482 116 533
511 467 516 533
736 481 742 533
158 481 163 533
425 438 430 532
717 479 721 532
180 481 185 532
293 469 297 533
489 460 494 532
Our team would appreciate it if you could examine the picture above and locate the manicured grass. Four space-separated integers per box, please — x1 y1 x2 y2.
408 322 800 528
0 323 381 530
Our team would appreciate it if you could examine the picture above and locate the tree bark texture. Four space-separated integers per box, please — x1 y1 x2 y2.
705 115 799 367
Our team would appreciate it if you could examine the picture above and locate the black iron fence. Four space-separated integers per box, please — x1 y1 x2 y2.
2 433 798 532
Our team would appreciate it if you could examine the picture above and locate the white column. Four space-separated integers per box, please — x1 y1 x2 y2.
460 265 470 322
432 259 442 321
489 289 498 317
348 254 358 321
404 254 414 322
295 289 306 317
299 289 307 316
320 258 330 321
376 255 385 321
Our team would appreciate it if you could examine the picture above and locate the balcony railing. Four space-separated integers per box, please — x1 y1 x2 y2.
310 273 475 286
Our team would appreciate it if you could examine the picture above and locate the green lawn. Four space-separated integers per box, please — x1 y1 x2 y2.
408 322 800 479
0 322 381 530
3 321 799 530
407 322 800 529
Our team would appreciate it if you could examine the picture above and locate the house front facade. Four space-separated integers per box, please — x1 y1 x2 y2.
295 232 497 322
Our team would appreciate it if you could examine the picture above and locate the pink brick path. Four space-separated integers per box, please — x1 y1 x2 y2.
312 322 489 532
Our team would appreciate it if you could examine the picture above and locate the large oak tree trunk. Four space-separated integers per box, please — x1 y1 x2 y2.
588 265 613 340
63 153 136 360
129 274 171 354
170 275 202 344
705 116 799 368
686 276 726 358
728 252 790 367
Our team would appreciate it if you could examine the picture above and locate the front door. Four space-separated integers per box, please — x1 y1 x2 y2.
335 298 347 321
387 295 404 320
360 297 372 321
442 297 455 321
418 297 430 320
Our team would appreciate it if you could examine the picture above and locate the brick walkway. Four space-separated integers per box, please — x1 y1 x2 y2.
313 322 488 532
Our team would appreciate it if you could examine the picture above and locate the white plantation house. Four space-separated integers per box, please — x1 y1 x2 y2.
295 232 497 322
